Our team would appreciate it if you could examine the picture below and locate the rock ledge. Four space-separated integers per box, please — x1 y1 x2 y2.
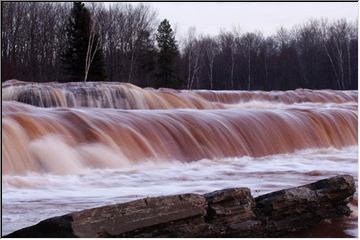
5 175 355 238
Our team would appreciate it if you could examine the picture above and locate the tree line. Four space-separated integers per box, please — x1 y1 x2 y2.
2 2 358 90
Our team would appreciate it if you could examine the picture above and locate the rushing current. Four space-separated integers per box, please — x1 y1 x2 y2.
2 81 358 237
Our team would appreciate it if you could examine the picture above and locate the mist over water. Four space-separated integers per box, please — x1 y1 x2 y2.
1 81 358 237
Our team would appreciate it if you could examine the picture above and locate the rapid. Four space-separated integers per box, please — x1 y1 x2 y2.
1 81 358 237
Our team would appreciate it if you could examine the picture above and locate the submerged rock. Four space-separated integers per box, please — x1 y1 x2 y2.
5 175 355 238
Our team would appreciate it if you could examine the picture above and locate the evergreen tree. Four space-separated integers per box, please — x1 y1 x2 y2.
155 19 180 88
60 2 106 82
137 30 157 87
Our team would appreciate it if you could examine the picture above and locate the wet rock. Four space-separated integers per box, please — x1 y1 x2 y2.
72 194 208 238
253 174 356 237
204 188 261 237
5 175 355 238
4 215 75 238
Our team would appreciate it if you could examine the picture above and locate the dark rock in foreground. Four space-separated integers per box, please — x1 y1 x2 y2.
5 175 355 238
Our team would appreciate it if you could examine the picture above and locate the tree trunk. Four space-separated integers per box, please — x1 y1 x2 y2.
247 47 251 90
323 42 341 89
347 39 351 89
264 48 268 90
230 50 234 89
187 50 192 89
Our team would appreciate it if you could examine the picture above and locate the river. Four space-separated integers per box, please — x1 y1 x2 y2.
2 81 358 236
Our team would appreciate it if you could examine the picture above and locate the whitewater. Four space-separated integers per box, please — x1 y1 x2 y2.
1 81 358 236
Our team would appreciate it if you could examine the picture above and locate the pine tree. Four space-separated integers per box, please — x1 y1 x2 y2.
155 19 180 88
60 2 106 82
137 30 157 87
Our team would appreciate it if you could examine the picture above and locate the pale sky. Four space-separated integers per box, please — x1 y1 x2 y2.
107 2 358 38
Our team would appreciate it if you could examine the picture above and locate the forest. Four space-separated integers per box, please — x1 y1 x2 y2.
1 2 358 90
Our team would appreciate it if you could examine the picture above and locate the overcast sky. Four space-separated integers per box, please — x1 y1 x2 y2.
111 2 358 39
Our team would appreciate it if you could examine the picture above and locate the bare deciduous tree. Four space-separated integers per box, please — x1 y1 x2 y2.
1 2 358 90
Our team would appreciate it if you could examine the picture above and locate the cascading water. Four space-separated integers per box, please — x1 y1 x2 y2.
2 101 357 175
2 80 357 108
2 81 358 237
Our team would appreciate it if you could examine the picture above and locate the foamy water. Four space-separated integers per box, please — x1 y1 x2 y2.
1 81 358 237
2 146 357 236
